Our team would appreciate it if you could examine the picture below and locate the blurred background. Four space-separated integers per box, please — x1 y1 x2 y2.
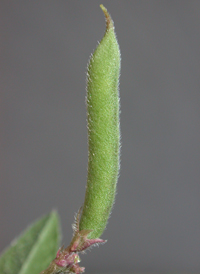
1 0 200 272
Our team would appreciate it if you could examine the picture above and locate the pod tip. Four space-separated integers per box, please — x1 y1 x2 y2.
100 4 114 30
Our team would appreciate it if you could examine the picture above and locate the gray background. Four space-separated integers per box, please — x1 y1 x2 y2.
1 0 200 272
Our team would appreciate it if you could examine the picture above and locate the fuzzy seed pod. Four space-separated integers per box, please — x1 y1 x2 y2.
79 5 121 239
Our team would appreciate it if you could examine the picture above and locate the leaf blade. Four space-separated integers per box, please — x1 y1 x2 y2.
0 211 60 274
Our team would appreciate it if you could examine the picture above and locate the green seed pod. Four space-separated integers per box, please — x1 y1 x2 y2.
79 5 121 239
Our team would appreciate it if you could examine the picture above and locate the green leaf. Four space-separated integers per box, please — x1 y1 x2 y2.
79 5 121 239
0 211 60 274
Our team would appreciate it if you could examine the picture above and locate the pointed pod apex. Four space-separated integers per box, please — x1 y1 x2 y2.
100 4 114 31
